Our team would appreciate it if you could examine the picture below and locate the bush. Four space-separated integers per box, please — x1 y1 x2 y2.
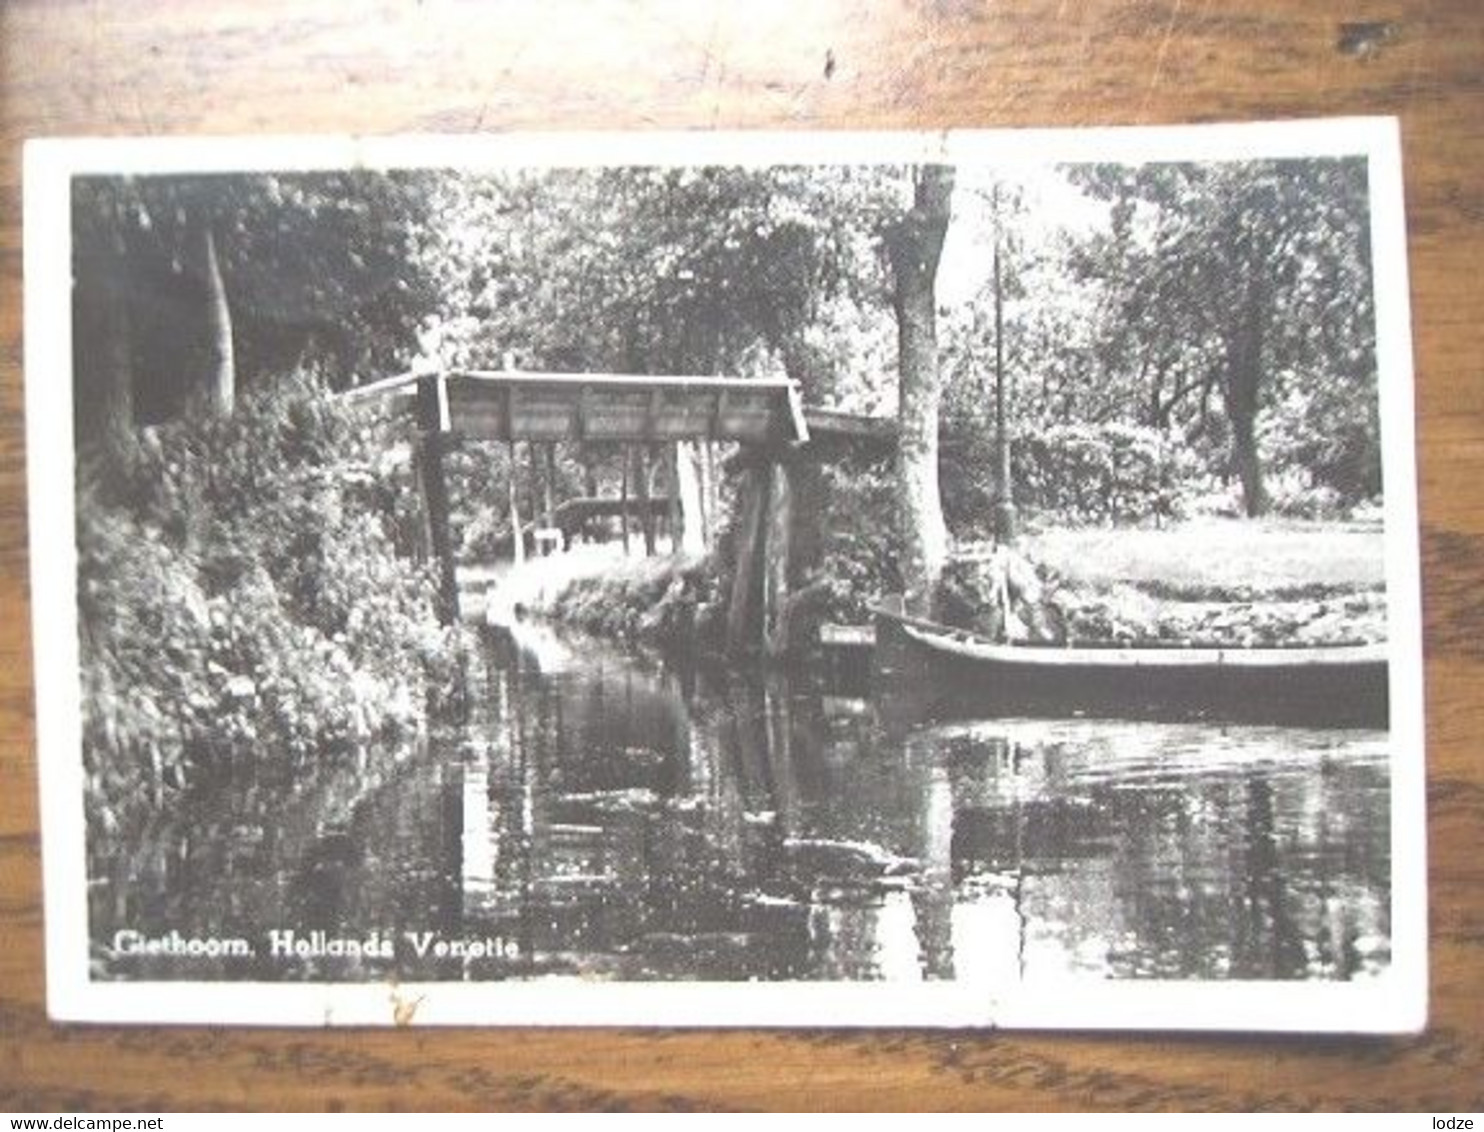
78 378 463 839
1014 421 1194 525
1262 468 1348 520
544 553 720 648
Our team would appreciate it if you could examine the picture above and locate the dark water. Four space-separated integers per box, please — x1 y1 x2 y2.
91 616 1392 984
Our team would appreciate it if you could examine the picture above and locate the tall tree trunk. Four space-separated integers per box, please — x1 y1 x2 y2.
1230 410 1267 518
415 376 459 623
200 223 235 417
75 231 137 464
100 288 136 459
886 165 955 616
1222 289 1269 518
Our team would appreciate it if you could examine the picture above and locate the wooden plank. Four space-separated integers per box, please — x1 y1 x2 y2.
342 368 426 401
438 371 807 444
454 369 797 394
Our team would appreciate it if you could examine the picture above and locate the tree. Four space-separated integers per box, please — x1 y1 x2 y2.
415 165 892 397
885 165 954 615
200 224 235 416
72 179 139 464
71 170 439 452
1068 159 1375 517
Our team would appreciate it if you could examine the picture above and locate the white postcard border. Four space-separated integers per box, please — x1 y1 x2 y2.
25 119 1428 1031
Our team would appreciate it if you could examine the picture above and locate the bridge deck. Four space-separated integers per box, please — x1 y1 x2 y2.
351 369 892 449
353 369 811 446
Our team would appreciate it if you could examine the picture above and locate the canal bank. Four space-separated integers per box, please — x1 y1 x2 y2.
466 517 1391 714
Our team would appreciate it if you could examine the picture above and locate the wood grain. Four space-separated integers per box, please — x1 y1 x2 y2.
2 0 1482 1112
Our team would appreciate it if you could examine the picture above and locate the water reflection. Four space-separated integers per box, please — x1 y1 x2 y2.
90 615 1391 984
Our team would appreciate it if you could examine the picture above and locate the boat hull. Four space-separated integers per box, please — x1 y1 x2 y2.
873 604 1390 728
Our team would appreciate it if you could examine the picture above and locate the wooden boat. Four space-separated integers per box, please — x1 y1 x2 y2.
872 598 1389 727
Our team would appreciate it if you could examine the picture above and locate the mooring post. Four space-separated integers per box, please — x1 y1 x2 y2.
415 373 459 624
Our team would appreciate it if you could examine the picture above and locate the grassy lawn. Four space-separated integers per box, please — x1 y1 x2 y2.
1018 518 1386 598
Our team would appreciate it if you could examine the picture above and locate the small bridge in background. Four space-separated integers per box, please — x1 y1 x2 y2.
351 369 895 655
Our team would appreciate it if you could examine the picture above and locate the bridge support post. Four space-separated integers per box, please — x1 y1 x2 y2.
761 463 793 658
728 451 825 658
415 374 459 624
726 461 769 656
762 454 825 658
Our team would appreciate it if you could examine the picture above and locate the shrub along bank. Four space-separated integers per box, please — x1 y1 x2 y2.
77 381 465 847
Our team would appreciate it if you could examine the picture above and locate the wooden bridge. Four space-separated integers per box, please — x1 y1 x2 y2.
351 368 891 449
352 369 894 655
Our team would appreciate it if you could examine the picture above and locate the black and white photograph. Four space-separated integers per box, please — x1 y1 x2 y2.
24 123 1425 1029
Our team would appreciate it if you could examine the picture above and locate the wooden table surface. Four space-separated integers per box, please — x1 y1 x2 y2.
2 0 1481 1112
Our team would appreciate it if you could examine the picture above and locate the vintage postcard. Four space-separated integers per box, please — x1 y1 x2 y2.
24 121 1426 1029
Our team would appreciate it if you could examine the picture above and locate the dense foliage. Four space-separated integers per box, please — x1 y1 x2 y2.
939 160 1379 526
77 381 463 837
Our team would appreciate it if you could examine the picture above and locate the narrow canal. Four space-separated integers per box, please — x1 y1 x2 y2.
91 614 1392 985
